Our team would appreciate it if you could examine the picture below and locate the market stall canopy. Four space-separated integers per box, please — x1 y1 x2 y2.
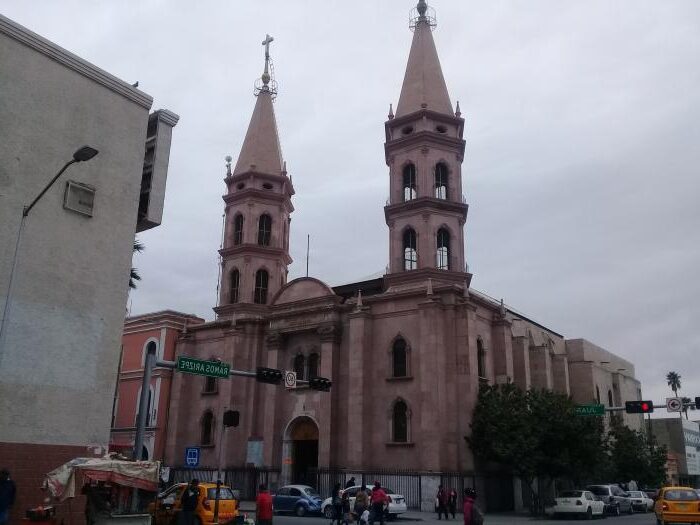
44 456 160 501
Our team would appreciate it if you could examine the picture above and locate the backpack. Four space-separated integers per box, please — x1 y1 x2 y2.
471 504 484 525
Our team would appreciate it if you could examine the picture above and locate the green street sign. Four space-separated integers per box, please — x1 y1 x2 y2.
177 356 230 378
575 404 605 416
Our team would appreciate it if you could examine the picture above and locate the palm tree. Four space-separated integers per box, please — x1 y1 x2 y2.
129 239 144 289
667 371 682 396
681 397 693 420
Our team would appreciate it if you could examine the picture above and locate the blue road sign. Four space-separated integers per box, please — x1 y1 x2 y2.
185 447 200 468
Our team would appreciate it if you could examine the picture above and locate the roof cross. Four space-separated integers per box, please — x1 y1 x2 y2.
261 34 274 86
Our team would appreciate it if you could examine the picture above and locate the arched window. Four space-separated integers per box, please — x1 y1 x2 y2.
477 339 487 384
392 338 407 378
308 353 320 379
201 411 214 445
293 354 305 381
434 163 448 199
402 164 417 201
436 228 450 270
392 400 408 443
229 269 240 304
403 228 417 270
596 386 601 404
258 214 272 246
142 340 158 366
608 390 613 407
254 269 269 304
233 214 244 245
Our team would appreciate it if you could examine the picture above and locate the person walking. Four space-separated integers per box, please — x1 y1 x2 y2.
369 482 388 525
331 483 343 525
341 490 352 525
462 488 483 525
256 484 273 525
179 479 199 525
436 485 449 520
448 488 458 519
0 470 16 525
345 477 356 489
354 484 369 524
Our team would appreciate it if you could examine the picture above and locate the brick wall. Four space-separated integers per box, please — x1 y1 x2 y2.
0 442 98 525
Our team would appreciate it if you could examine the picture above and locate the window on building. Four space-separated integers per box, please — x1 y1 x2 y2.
258 214 272 246
229 269 240 304
477 339 487 384
201 411 214 445
293 354 305 381
203 375 217 394
393 400 408 443
307 353 320 379
403 164 417 201
596 386 601 404
392 338 407 378
608 390 613 407
254 269 269 304
403 228 417 270
434 163 448 199
436 228 450 270
233 214 244 245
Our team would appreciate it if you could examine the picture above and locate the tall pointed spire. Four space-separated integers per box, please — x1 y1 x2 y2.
395 1 453 118
233 34 284 176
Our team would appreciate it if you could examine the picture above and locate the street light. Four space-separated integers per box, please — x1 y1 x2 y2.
0 146 99 364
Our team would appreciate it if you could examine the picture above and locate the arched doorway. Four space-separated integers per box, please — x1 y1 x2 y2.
288 417 319 485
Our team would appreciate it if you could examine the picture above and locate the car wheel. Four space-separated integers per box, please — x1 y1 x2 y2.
324 506 334 519
295 504 306 517
586 507 593 520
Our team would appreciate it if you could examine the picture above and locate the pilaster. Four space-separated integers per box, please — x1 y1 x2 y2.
491 318 514 383
347 307 371 468
317 323 341 468
511 335 531 391
262 331 282 467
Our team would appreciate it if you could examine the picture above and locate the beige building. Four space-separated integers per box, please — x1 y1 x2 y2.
0 14 178 522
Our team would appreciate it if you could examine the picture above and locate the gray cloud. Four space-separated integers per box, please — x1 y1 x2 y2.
4 0 699 412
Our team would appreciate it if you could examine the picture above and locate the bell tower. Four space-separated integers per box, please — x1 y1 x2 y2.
384 1 469 285
215 35 294 318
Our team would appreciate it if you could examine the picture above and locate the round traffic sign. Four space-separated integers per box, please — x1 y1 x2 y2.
284 370 297 388
667 397 682 412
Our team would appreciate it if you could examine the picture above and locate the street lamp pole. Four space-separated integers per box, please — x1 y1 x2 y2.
0 146 99 367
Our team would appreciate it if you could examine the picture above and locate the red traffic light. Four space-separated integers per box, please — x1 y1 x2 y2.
625 400 654 414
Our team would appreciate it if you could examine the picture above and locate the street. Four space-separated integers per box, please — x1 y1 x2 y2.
247 511 658 525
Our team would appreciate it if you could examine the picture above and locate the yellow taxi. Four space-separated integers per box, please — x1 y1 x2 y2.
654 486 700 524
149 482 239 525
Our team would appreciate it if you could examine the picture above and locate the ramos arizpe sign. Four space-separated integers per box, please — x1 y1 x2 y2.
177 356 230 379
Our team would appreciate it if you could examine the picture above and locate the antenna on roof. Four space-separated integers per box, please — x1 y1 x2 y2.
306 234 310 277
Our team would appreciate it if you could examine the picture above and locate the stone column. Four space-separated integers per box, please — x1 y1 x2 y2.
529 345 552 390
317 323 340 468
417 295 442 470
511 335 530 390
455 301 476 472
490 318 514 383
347 306 371 468
164 335 190 465
551 354 570 395
262 331 282 467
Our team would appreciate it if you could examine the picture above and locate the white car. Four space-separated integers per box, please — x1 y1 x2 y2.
627 490 653 512
545 490 605 519
321 486 407 520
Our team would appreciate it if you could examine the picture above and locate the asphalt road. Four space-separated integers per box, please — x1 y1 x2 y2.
261 511 657 525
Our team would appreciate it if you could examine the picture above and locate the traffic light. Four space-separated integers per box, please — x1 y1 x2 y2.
223 410 240 427
308 376 332 392
625 400 654 414
256 367 283 385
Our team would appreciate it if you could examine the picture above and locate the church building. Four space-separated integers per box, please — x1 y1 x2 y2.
163 1 641 511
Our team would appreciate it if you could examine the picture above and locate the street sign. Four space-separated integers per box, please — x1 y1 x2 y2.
284 370 297 389
177 356 230 378
575 404 605 416
667 397 682 412
185 447 200 468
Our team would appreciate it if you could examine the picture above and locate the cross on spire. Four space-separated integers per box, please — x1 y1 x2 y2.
261 34 274 85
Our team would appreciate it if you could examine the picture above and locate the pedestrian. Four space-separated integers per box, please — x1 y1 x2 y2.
448 488 458 519
436 485 449 520
341 489 352 524
0 469 16 525
256 483 273 525
462 488 483 525
331 483 342 525
369 481 388 525
179 479 199 525
354 484 369 524
345 477 356 489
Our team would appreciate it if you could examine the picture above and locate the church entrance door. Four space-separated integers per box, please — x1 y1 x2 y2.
289 417 319 486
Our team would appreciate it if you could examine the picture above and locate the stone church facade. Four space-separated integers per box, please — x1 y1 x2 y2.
163 1 641 510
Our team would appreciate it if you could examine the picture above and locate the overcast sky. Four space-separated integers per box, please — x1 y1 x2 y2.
4 0 699 413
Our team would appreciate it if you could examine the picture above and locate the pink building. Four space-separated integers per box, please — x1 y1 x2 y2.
163 2 642 511
110 310 203 461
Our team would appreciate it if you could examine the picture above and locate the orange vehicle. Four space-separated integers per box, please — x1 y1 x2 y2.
149 482 239 525
654 486 700 525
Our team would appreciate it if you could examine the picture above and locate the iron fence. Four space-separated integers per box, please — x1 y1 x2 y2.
169 467 280 501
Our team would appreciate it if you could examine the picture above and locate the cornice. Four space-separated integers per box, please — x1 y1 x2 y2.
384 130 466 159
222 189 295 213
384 197 468 220
0 14 153 110
219 244 293 265
386 108 464 129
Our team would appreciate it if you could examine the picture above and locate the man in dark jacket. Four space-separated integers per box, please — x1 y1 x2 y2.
180 479 199 525
436 485 448 520
0 469 16 525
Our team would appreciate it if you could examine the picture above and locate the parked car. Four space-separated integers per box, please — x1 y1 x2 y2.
586 484 633 515
273 485 323 516
544 490 605 520
627 490 653 512
150 482 239 525
654 486 700 524
321 486 407 520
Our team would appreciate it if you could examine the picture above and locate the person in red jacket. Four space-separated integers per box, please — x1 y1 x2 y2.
256 484 273 525
369 482 388 525
462 488 482 525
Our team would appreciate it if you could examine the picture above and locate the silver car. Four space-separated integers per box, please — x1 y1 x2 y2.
586 484 634 515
